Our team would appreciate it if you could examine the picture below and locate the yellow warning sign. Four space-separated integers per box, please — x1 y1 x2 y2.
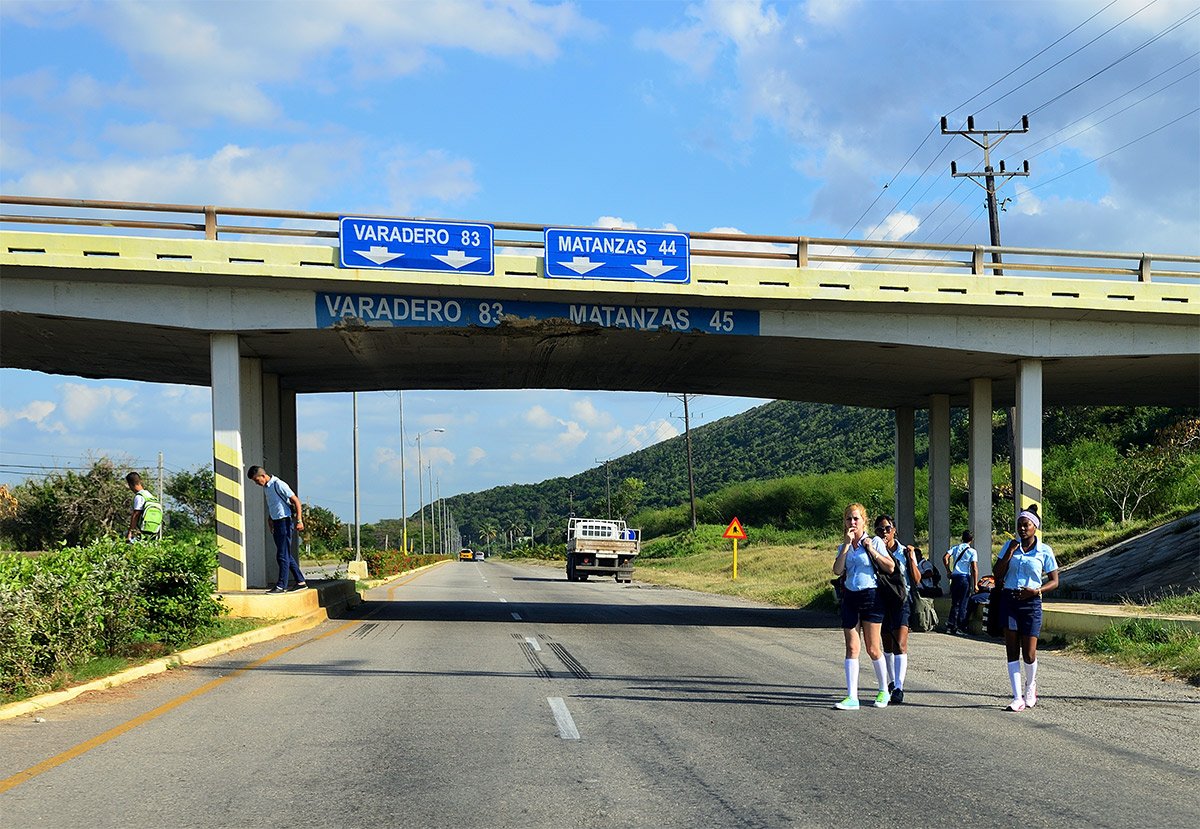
722 517 747 540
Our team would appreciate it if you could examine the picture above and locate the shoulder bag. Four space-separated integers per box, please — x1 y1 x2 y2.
867 542 907 606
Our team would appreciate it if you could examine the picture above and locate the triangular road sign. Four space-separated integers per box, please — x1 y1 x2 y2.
722 517 747 540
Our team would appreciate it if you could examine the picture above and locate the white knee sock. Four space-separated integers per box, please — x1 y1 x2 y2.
1024 659 1038 693
871 656 887 691
885 653 896 684
896 653 908 690
844 658 859 700
1007 660 1022 701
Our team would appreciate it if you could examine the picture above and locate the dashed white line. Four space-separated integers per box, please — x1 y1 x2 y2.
511 612 522 621
524 636 541 652
499 597 507 603
547 697 580 740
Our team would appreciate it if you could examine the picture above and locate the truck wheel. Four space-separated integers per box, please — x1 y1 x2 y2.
578 573 589 582
566 559 576 581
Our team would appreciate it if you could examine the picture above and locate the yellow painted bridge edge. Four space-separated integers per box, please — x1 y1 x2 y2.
2 229 1197 317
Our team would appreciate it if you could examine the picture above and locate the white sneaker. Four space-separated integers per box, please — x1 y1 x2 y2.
1005 699 1026 712
1025 683 1037 708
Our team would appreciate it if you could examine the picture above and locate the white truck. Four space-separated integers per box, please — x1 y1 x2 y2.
565 517 640 583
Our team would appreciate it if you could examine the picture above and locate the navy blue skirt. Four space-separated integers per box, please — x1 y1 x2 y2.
1005 592 1043 637
841 587 885 628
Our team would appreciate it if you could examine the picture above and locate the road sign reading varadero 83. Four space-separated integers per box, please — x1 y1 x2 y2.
544 227 690 283
339 216 494 275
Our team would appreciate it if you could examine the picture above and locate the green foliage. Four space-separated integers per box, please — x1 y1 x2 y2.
1073 619 1200 685
0 459 132 550
359 549 449 578
165 466 215 529
0 537 227 696
612 477 646 521
303 503 345 551
1143 590 1200 616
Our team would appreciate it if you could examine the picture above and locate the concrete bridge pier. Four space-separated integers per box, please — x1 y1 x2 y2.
1015 359 1044 517
893 407 916 547
927 394 951 568
969 377 994 572
211 334 298 590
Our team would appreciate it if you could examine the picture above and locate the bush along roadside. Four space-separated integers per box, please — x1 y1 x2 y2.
0 536 227 699
359 550 450 579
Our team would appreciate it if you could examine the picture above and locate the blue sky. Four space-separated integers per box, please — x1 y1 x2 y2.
1 0 1197 523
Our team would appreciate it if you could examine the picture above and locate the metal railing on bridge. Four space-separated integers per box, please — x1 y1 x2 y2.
2 194 1197 283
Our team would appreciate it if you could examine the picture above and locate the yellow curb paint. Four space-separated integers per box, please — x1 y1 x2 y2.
0 611 372 795
0 609 331 723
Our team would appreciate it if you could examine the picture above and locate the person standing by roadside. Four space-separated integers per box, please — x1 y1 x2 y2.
124 471 162 543
875 515 920 703
247 465 307 594
831 503 896 710
943 531 978 634
993 505 1059 711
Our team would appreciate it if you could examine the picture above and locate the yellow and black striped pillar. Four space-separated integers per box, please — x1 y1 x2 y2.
213 440 245 590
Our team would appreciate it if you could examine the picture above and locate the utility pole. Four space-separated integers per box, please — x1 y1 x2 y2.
398 391 407 553
156 451 164 540
671 393 698 531
595 458 612 518
941 115 1030 277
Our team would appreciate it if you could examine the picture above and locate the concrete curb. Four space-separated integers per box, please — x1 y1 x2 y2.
359 558 451 590
0 559 450 722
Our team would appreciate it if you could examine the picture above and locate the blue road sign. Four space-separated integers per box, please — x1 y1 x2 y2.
316 293 759 336
339 216 494 275
544 228 690 283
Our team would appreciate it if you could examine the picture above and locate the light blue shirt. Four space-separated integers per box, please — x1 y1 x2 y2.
1000 539 1058 590
947 542 977 576
840 536 883 592
263 476 296 521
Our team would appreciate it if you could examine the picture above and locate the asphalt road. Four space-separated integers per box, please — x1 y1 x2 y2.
2 560 1197 829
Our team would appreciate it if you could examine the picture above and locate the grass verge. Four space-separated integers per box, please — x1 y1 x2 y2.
0 616 271 705
1069 618 1200 686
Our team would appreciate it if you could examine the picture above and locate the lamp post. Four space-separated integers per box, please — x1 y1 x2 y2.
415 428 444 555
398 392 407 553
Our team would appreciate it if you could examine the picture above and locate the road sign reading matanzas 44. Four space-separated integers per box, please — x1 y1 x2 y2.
545 227 690 283
340 217 494 275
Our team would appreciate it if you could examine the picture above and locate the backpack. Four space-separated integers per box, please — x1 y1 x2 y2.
909 594 938 632
139 491 163 535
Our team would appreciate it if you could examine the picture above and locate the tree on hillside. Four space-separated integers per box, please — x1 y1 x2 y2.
613 477 645 521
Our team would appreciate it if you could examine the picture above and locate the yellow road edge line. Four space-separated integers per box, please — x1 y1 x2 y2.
0 613 370 794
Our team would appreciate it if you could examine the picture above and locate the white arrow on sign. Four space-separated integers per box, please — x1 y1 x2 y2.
632 259 677 278
432 250 481 270
560 256 604 275
357 246 404 265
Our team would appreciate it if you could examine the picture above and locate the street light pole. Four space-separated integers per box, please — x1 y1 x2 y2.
398 392 407 553
414 427 445 556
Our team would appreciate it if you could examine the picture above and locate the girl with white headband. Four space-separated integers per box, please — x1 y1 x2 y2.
993 504 1060 711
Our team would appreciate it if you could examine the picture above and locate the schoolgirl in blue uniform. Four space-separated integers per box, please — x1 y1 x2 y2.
875 515 919 704
993 505 1059 711
832 503 896 710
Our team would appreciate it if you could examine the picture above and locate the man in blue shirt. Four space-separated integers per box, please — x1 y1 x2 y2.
943 530 978 635
247 465 307 594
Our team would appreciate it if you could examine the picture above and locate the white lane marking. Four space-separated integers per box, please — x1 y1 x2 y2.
524 636 541 652
511 612 522 620
499 597 508 603
547 697 580 740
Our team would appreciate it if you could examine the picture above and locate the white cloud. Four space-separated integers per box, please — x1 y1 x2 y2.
298 431 328 452
869 211 920 242
59 383 136 425
529 420 587 460
596 215 638 229
805 0 861 26
571 398 612 428
467 447 486 465
523 405 557 429
600 418 680 453
0 400 64 433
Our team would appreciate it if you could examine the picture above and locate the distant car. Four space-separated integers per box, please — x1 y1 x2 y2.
474 550 485 561
459 549 474 562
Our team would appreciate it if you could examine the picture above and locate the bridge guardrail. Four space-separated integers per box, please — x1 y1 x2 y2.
2 194 1197 284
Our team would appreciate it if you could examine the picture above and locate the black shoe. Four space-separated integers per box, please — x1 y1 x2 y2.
891 688 905 704
266 586 286 594
288 583 308 592
888 682 895 693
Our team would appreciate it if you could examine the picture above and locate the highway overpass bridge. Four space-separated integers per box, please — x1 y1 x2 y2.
2 196 1197 590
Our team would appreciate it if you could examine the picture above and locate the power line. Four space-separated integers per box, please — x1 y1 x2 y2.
1025 106 1200 193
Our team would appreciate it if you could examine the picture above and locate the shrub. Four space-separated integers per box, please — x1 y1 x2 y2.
0 536 228 696
359 549 448 578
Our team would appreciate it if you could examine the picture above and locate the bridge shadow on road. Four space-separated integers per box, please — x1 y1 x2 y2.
355 597 831 628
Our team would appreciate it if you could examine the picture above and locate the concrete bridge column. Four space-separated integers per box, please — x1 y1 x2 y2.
969 378 994 572
210 335 248 590
260 373 282 588
1015 359 1044 521
894 407 916 546
928 394 951 571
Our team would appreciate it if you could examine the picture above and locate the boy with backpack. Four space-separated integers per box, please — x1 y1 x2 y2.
125 471 163 542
